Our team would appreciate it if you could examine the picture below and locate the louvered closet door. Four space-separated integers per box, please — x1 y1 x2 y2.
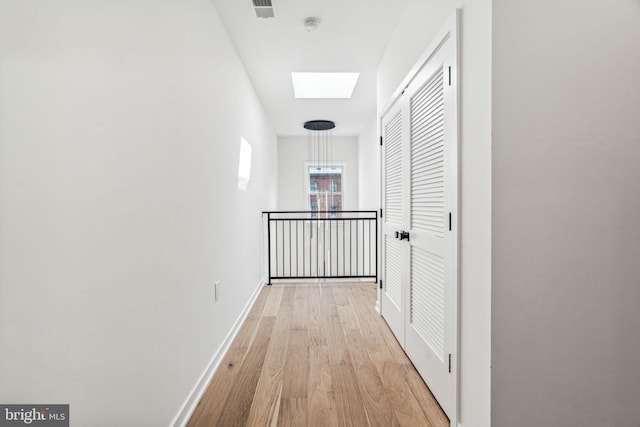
403 37 456 417
380 28 457 420
380 99 409 343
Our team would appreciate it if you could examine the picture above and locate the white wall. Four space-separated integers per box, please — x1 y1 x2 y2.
358 113 380 210
0 1 277 426
278 136 359 210
377 1 492 426
492 1 640 426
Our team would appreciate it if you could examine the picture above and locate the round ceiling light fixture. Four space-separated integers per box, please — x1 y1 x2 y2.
304 17 320 32
303 120 335 131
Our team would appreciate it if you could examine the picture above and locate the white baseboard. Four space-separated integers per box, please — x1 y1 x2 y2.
169 278 266 427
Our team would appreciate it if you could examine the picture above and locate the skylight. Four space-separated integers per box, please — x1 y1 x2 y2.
291 72 360 99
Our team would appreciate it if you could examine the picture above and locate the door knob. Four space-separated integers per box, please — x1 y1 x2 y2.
395 231 400 239
399 231 410 241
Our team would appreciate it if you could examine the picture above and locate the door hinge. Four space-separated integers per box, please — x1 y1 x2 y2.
380 208 383 218
380 136 383 146
379 280 383 289
448 66 452 86
449 354 452 373
449 212 452 231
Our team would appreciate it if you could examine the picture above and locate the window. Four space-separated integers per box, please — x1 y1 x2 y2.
307 165 343 218
237 137 252 191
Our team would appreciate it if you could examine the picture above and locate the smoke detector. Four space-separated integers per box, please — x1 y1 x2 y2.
304 17 320 32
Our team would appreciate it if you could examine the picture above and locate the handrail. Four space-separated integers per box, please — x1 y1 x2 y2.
263 210 378 285
262 210 377 214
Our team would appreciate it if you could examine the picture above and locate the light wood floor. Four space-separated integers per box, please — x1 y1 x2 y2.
187 283 448 427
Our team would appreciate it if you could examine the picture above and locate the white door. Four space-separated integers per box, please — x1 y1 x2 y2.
380 23 458 420
380 99 408 342
404 38 457 417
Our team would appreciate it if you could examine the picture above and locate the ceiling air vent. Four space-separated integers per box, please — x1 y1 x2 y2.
252 0 276 19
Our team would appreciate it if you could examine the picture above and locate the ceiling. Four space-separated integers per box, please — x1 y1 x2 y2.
211 0 408 137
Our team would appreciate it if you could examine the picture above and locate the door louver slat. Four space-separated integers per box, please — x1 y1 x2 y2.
411 247 445 361
385 239 402 310
411 67 445 238
384 110 403 225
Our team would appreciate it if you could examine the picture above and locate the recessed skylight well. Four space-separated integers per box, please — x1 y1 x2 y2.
292 72 360 99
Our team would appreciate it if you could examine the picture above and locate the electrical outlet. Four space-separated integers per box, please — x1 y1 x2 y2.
214 281 220 301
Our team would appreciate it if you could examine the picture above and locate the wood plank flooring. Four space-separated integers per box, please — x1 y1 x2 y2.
187 283 449 427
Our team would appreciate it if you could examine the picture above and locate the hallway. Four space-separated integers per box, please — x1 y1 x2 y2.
187 283 448 426
3 1 638 425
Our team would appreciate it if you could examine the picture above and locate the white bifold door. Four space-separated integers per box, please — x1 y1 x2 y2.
380 27 458 420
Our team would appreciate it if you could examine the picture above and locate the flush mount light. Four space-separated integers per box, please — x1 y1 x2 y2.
291 72 360 99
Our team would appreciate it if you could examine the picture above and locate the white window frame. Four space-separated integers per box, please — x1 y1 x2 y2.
304 162 346 212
